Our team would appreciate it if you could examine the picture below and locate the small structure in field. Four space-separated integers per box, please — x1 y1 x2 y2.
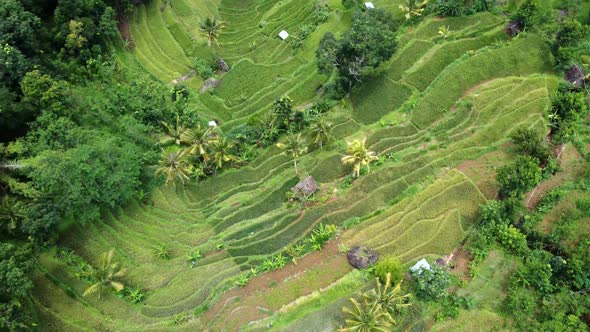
565 64 586 87
291 176 320 201
278 30 290 40
208 120 218 127
216 58 230 72
200 77 220 94
410 258 431 274
347 246 379 269
364 2 375 9
505 20 523 37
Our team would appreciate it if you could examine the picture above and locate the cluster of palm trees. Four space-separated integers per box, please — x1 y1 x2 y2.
340 273 411 332
155 119 239 185
341 137 378 178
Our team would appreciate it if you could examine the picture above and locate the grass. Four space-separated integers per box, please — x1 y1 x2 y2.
33 3 565 329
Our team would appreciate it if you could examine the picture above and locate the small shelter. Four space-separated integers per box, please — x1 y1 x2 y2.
208 120 218 127
291 176 320 200
347 246 379 269
278 30 290 40
410 258 431 274
565 64 586 87
200 77 220 94
364 2 375 9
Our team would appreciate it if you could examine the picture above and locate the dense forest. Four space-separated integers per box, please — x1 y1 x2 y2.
1 0 589 330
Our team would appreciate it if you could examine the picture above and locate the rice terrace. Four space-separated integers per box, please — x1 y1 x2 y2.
1 0 590 331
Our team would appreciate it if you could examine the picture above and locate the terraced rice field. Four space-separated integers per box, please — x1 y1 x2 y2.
33 0 564 330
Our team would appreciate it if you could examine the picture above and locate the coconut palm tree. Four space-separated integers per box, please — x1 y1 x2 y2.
200 17 224 48
339 297 392 332
155 150 191 185
180 125 217 165
210 137 238 170
277 133 308 175
83 249 126 299
310 118 334 149
160 115 187 146
365 273 411 323
341 138 378 178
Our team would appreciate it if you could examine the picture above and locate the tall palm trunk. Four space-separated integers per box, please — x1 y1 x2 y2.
294 159 299 175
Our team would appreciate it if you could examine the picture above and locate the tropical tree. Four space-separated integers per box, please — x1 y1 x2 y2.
200 17 224 48
0 195 25 233
340 297 392 332
83 249 125 299
209 137 238 170
366 273 411 321
180 125 217 165
341 138 377 178
310 118 334 149
155 150 191 185
160 115 187 146
277 134 308 175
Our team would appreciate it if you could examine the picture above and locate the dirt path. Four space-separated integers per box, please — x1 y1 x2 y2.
203 240 351 331
172 70 196 85
525 145 586 209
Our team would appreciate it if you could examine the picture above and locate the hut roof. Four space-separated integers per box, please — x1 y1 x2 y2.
292 176 320 197
410 258 431 274
565 64 586 87
347 246 379 269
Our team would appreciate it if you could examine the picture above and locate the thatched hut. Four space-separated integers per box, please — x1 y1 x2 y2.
347 246 379 269
565 64 586 87
291 176 320 200
505 20 523 37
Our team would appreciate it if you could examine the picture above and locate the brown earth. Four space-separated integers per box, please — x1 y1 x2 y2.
202 240 352 331
117 17 135 49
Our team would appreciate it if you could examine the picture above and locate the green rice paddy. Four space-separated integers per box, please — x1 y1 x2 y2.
33 0 566 330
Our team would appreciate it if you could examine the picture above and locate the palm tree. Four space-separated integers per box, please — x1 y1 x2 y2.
341 138 378 178
0 196 24 233
200 17 224 48
155 150 191 185
365 273 411 324
210 137 238 170
277 134 308 175
339 297 392 332
160 115 187 146
180 125 217 165
83 249 126 299
310 118 334 149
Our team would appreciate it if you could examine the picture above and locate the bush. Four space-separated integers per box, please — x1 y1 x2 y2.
412 265 452 301
497 155 542 198
374 257 404 285
549 83 588 143
432 0 465 17
510 126 550 164
193 57 213 79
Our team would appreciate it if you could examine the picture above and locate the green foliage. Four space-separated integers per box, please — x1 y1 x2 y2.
374 257 404 285
511 0 540 29
125 287 145 304
496 155 542 198
549 83 588 143
186 249 202 268
431 0 465 17
154 244 171 260
411 265 452 301
316 9 398 93
0 242 35 330
193 58 213 79
551 19 589 68
510 126 550 164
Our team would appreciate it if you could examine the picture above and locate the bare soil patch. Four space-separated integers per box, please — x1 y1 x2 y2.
117 17 135 49
203 240 351 331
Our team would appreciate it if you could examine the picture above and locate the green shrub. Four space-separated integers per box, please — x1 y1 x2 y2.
412 265 452 301
510 126 550 164
193 57 213 79
497 155 542 198
374 257 404 285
